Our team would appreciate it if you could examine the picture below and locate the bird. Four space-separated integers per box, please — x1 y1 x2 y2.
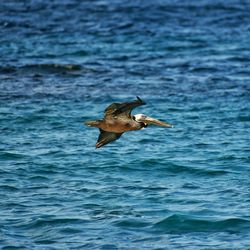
85 96 173 148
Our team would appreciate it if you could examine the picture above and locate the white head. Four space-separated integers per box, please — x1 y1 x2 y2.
133 114 147 122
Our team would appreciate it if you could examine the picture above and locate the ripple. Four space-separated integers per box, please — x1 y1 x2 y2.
0 185 19 192
237 115 250 122
20 217 89 230
59 227 83 234
114 219 151 229
154 214 250 233
0 151 28 161
156 162 229 176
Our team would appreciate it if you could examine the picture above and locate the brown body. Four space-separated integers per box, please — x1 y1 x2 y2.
93 118 142 134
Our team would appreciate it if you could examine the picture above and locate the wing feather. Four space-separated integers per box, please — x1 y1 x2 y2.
96 129 123 148
104 96 145 119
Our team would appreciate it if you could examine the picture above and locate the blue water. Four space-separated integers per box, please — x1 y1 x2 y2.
1 0 250 249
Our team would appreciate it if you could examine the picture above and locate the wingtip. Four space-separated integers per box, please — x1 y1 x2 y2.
136 96 146 105
95 141 104 149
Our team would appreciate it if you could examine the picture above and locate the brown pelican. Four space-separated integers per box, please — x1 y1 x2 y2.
85 96 173 148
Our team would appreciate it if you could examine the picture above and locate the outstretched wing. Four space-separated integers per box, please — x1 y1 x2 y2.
96 129 123 148
104 96 146 119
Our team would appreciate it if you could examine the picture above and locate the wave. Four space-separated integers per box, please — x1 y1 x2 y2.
153 214 250 233
0 151 28 160
0 185 19 192
189 66 218 73
0 63 82 75
21 63 81 72
168 164 228 175
114 219 151 229
0 63 112 81
28 175 50 182
237 115 250 122
19 217 89 230
138 160 229 176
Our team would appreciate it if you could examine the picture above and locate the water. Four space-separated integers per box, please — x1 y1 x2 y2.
0 0 250 249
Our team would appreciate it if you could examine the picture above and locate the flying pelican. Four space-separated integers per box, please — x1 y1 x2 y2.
85 96 173 148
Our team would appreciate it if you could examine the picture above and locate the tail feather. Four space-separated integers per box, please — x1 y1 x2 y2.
84 120 100 127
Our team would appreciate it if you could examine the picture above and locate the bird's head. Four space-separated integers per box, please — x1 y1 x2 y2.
133 114 173 128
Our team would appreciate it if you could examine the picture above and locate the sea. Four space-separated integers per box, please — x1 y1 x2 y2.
0 0 249 249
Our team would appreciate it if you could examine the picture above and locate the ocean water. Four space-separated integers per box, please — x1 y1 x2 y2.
0 0 250 249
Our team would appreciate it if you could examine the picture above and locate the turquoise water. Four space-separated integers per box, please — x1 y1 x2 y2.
0 0 250 249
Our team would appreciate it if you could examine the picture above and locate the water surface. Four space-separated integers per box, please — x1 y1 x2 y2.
0 0 250 249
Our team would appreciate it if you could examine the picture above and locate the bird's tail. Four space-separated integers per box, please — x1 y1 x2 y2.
84 120 101 127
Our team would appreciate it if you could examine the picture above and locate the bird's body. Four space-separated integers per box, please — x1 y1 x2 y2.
95 119 142 134
85 97 173 148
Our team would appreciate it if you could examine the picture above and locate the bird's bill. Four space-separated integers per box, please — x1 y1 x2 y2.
143 116 173 128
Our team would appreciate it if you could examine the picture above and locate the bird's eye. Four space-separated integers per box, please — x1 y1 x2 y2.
132 115 136 120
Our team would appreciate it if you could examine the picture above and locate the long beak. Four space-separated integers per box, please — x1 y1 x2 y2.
144 116 173 128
